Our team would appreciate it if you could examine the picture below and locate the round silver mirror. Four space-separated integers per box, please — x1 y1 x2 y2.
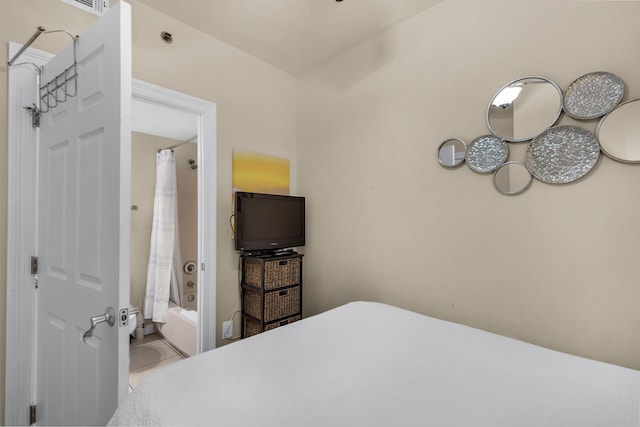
437 138 467 168
466 135 508 174
597 99 640 163
493 162 532 195
487 76 563 142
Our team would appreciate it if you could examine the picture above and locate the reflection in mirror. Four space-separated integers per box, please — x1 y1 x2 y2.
437 138 467 168
487 76 563 142
493 162 532 195
597 99 640 163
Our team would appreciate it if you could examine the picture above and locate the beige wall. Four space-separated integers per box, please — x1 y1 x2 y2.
1 0 297 420
177 153 199 311
125 0 298 351
297 0 640 369
127 0 297 353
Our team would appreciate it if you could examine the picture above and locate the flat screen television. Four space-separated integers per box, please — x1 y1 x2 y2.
234 192 305 252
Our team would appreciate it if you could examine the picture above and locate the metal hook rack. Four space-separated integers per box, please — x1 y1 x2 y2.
39 59 78 114
39 30 79 114
8 26 79 125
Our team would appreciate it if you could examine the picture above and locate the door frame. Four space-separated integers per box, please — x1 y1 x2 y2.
5 41 46 427
130 79 218 355
5 43 217 426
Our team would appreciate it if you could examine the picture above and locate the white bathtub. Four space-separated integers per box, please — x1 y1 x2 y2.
157 302 197 357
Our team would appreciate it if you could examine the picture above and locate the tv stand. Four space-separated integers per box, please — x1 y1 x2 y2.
241 252 303 338
241 249 298 258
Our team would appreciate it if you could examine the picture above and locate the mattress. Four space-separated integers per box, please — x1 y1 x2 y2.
109 301 640 426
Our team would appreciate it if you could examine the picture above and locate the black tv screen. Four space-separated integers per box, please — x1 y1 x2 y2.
234 192 305 252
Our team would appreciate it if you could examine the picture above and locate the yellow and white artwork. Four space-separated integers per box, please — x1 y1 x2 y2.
232 149 290 195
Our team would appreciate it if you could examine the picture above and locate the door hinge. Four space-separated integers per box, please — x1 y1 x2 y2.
23 104 40 128
29 404 36 425
31 256 38 275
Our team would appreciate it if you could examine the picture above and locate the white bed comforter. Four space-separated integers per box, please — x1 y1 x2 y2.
109 301 640 426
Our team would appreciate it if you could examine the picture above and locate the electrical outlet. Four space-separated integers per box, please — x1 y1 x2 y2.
222 320 233 339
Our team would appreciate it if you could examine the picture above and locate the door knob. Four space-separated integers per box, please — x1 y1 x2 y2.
82 306 116 343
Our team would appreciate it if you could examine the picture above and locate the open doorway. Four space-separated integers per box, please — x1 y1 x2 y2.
130 79 217 356
128 81 217 389
128 131 198 387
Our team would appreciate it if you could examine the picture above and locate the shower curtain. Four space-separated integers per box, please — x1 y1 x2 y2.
144 149 183 323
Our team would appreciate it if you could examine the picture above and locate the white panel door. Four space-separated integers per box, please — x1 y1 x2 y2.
36 2 131 425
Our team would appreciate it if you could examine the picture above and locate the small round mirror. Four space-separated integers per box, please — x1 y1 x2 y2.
597 99 640 163
493 162 532 195
437 138 467 168
487 76 563 142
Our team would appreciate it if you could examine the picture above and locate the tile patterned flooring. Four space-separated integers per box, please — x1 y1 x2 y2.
129 334 185 389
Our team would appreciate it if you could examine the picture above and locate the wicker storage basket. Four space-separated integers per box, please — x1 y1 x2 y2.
243 314 301 338
241 253 303 339
244 256 301 290
243 286 301 322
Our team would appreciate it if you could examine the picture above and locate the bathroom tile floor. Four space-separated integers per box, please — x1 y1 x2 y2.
129 333 185 389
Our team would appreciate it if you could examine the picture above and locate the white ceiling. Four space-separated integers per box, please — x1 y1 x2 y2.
136 0 445 75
